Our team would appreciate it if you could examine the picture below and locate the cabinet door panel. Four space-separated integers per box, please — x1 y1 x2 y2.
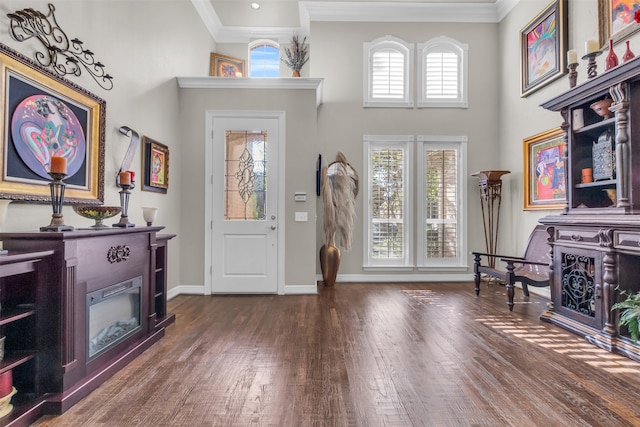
553 245 603 329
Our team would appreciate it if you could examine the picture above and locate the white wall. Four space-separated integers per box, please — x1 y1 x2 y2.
0 0 216 293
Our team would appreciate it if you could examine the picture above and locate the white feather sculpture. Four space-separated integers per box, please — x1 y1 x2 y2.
322 152 358 251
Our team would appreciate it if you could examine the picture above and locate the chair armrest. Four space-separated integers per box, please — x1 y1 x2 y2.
471 251 525 260
499 256 548 267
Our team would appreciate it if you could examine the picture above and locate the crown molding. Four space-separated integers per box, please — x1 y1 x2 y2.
192 0 520 43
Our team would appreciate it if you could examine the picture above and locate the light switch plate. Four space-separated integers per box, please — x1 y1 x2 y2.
295 212 308 222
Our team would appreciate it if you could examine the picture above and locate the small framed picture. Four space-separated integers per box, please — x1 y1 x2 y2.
520 0 568 97
210 53 245 77
142 136 169 193
523 127 566 210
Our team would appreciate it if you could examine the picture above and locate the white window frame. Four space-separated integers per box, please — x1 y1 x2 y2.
417 36 468 108
416 135 467 270
363 36 414 108
248 39 281 77
363 135 414 270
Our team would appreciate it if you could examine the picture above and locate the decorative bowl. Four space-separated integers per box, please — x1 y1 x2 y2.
73 205 122 228
0 387 16 418
590 99 613 119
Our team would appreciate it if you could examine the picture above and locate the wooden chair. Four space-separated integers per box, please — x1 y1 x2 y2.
472 225 551 311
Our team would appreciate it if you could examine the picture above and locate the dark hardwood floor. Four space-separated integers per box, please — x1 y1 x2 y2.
31 282 640 426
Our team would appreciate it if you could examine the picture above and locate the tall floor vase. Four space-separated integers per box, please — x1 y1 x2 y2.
319 244 340 287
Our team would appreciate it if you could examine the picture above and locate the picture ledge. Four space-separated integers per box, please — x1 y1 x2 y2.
176 77 324 106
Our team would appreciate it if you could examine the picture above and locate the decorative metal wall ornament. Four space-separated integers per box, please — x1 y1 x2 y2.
7 3 114 90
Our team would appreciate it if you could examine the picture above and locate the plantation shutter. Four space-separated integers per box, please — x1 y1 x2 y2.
425 50 458 99
370 148 405 259
424 148 458 259
372 49 405 99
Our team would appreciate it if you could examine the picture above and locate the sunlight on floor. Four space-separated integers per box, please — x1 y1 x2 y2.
401 289 640 375
475 314 640 375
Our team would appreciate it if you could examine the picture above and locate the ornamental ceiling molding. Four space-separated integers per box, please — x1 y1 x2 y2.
191 0 520 43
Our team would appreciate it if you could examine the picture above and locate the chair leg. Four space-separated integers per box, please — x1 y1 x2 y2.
473 254 481 296
522 283 530 297
506 282 515 311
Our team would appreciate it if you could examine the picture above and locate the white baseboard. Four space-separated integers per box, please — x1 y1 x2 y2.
168 273 485 299
317 273 475 283
283 284 318 294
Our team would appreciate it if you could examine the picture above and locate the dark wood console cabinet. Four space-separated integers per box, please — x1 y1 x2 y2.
540 55 640 361
0 227 175 426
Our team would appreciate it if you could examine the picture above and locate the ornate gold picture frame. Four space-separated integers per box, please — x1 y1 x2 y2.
523 127 567 210
0 43 105 204
210 53 245 77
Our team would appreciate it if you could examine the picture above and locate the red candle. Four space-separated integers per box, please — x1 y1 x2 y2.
129 171 135 181
50 156 67 174
119 171 131 185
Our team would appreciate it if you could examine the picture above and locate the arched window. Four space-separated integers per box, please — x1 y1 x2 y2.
363 36 413 108
418 36 468 108
249 39 280 77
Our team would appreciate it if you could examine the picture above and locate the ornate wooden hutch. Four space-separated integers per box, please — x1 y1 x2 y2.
540 55 640 361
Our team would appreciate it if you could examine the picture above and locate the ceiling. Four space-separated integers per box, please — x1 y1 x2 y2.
191 0 520 42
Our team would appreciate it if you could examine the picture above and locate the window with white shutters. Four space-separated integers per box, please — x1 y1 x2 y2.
364 135 413 268
363 135 467 271
363 36 413 108
417 136 467 268
418 37 468 108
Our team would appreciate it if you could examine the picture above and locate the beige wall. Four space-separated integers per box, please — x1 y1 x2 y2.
0 1 215 294
177 85 319 290
310 21 500 279
1 0 625 293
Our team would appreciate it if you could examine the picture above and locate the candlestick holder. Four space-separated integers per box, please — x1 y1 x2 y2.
582 51 602 79
113 183 135 228
40 172 74 232
568 62 578 88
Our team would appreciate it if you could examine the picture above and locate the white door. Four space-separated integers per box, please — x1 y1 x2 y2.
211 115 280 293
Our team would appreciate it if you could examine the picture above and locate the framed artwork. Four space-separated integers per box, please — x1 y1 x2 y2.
210 53 245 77
520 0 568 97
0 43 105 204
598 0 640 46
523 127 567 210
142 136 169 193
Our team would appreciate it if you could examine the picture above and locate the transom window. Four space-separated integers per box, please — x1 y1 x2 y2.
418 36 468 108
363 36 414 108
249 39 280 77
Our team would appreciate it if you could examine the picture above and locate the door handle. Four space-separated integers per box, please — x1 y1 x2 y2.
271 225 276 230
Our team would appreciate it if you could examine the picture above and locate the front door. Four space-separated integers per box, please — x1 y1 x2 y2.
211 114 280 293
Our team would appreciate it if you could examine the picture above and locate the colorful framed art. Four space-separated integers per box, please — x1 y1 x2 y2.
0 43 105 204
142 136 169 193
210 53 245 77
599 0 640 46
520 0 568 97
523 127 567 210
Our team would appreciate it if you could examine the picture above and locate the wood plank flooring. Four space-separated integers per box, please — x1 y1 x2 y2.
31 282 640 426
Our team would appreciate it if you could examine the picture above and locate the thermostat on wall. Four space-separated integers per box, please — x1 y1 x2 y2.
294 192 307 202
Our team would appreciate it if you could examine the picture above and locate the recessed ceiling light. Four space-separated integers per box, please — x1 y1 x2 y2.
250 2 260 10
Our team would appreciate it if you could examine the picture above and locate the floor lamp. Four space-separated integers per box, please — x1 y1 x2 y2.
472 170 510 268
